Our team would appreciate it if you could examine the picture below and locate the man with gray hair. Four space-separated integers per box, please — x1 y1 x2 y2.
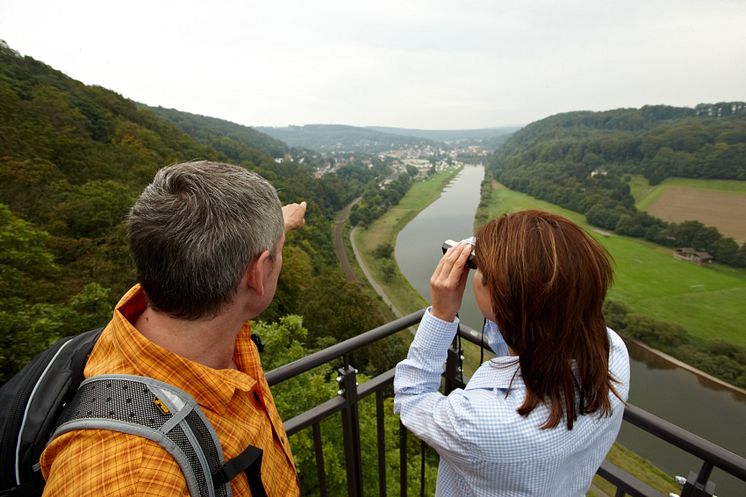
40 161 306 496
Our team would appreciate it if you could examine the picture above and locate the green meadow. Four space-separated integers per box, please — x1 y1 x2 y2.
630 175 746 210
480 183 746 347
354 168 461 315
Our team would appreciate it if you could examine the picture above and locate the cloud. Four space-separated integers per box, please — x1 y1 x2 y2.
1 0 744 128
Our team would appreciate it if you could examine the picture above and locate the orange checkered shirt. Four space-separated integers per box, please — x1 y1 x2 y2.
40 285 300 496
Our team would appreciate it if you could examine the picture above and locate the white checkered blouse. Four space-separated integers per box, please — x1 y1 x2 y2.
394 309 630 497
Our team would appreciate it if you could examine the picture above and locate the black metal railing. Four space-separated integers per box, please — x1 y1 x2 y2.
266 309 746 497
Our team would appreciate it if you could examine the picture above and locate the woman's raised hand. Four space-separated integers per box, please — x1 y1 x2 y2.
430 242 472 322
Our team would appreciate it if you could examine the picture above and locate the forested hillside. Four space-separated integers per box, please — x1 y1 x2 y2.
149 105 289 159
0 42 404 383
489 103 746 266
365 125 518 146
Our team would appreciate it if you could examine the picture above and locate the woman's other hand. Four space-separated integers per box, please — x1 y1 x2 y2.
430 242 472 322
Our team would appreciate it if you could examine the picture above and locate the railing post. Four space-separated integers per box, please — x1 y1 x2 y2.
376 390 387 497
337 365 363 497
444 333 465 394
420 441 426 497
679 466 717 497
312 423 328 497
265 313 746 497
400 420 407 497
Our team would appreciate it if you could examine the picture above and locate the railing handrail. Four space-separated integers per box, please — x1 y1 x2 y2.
623 403 746 481
451 315 746 482
266 307 746 494
266 308 425 385
283 368 397 436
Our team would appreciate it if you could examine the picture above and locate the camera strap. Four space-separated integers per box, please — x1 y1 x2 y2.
480 317 487 364
455 313 464 385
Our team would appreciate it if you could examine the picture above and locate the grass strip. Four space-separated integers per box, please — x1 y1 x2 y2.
477 181 746 347
354 168 462 315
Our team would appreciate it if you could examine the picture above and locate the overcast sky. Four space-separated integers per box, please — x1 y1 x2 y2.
1 0 745 129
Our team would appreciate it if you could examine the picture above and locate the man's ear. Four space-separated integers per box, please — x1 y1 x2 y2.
245 250 271 297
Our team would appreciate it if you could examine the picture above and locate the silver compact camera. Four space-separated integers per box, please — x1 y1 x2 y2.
441 236 477 270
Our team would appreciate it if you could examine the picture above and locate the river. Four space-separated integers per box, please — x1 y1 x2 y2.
395 164 746 496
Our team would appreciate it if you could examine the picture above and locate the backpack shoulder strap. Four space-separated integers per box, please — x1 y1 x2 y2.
214 445 267 497
52 375 269 497
53 374 230 497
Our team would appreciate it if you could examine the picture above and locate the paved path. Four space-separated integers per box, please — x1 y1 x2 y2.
349 226 405 318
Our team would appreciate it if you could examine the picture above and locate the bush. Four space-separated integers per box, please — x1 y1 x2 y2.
373 243 394 259
603 299 630 331
380 260 397 282
605 302 746 389
625 315 688 348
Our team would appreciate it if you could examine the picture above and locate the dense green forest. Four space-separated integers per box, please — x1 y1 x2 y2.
148 105 289 159
489 104 746 267
350 169 419 227
0 39 445 495
0 42 410 387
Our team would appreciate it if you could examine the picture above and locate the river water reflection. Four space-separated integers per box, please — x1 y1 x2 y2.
395 165 746 496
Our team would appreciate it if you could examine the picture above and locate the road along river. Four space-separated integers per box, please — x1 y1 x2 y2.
394 164 746 496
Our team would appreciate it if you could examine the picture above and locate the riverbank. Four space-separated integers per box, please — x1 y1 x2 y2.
350 226 404 317
477 179 746 396
351 167 461 316
343 165 682 497
628 339 746 397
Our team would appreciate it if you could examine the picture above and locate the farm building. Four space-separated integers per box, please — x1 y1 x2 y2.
673 248 713 264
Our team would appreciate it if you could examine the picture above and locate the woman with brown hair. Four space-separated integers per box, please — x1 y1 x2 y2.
394 210 630 496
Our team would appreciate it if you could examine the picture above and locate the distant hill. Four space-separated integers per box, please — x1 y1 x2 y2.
494 103 746 184
256 124 441 153
149 106 288 159
488 102 746 267
365 126 519 147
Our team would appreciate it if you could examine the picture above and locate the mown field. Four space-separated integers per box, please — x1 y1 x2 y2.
630 176 746 243
481 182 746 347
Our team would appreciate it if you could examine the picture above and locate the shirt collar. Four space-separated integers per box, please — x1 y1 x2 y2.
465 356 525 392
108 285 258 414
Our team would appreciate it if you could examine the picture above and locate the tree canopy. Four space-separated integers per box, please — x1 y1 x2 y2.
0 42 401 383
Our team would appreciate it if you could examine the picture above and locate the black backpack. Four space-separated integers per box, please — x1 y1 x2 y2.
0 329 267 497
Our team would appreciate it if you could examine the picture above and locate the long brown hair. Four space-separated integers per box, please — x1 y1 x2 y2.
473 210 620 429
